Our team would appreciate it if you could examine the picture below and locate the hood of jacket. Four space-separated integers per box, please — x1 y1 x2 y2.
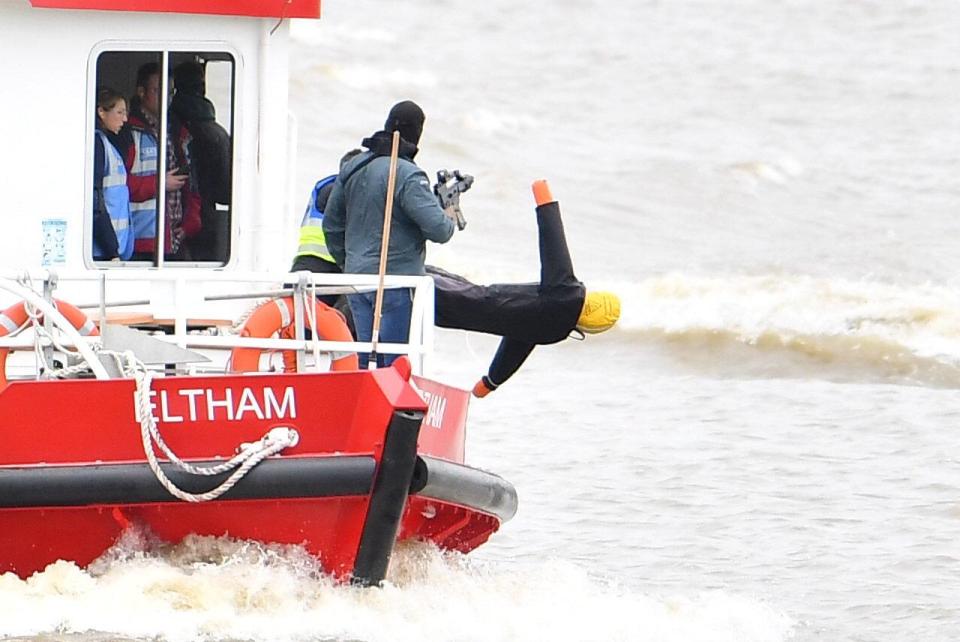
171 92 217 124
360 130 419 161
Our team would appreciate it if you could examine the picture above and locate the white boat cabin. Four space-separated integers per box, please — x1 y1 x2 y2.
1 0 317 272
0 0 436 376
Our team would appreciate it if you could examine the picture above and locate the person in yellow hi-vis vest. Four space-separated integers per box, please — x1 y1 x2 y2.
291 149 365 308
291 173 341 306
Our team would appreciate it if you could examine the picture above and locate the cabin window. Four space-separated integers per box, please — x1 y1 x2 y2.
91 50 235 267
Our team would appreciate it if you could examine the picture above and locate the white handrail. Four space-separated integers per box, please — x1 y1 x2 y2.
0 269 437 377
0 268 431 286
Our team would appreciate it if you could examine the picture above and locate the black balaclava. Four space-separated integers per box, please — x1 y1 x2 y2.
171 61 216 123
173 61 205 96
384 100 425 145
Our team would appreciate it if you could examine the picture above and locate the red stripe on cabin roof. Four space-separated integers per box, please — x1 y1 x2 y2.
29 0 321 19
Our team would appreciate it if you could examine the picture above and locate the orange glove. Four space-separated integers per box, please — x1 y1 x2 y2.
472 379 493 398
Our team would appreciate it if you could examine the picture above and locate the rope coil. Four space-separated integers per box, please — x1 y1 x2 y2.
124 350 299 502
3 277 299 503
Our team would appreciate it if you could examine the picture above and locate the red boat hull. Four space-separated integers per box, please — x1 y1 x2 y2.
0 364 516 582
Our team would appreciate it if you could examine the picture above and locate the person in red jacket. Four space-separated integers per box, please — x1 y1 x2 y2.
123 62 201 261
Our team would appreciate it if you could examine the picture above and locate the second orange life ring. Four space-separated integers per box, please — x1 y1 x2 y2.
0 299 99 390
231 297 358 373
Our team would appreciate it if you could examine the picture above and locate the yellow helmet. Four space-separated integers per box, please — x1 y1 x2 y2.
577 291 621 334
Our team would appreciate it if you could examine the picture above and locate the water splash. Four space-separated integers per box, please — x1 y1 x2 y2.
0 534 793 642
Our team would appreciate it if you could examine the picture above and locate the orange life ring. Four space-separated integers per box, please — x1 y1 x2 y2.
0 299 99 390
231 297 358 373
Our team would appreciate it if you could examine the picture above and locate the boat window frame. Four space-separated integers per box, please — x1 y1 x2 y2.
85 40 241 270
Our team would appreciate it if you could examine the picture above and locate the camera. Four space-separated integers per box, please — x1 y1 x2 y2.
434 169 474 231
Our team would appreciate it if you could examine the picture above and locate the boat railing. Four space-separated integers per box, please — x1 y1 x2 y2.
0 269 436 380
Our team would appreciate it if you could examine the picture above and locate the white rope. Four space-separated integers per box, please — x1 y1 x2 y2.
0 277 109 380
18 273 53 373
25 301 79 374
8 273 102 381
0 278 301 502
297 287 325 372
122 351 299 503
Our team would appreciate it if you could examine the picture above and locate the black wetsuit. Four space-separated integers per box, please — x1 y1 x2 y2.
427 200 586 390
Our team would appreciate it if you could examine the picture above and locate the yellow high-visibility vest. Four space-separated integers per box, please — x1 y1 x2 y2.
296 176 336 262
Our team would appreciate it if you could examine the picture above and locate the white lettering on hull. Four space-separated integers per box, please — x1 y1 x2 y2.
236 387 265 420
137 386 297 423
206 388 234 421
422 391 446 430
160 389 182 422
264 387 296 419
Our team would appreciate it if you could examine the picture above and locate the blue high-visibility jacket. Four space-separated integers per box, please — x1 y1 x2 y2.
93 130 134 260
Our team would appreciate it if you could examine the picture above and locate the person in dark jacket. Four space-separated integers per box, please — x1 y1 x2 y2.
323 100 456 367
427 181 620 397
171 61 232 262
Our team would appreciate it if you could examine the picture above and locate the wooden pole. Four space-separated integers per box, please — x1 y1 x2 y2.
368 130 401 369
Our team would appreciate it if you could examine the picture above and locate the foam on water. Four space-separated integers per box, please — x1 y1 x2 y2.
602 273 960 386
0 533 793 642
